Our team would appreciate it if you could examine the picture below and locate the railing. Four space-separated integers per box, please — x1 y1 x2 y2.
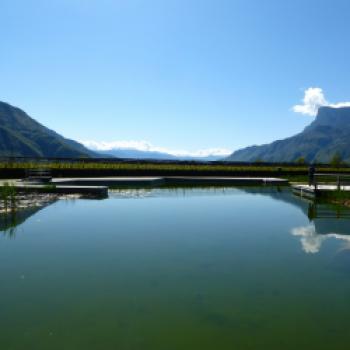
313 173 350 190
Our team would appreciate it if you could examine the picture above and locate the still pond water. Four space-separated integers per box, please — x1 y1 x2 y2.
1 187 350 350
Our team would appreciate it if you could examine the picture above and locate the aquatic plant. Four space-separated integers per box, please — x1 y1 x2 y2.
0 182 17 213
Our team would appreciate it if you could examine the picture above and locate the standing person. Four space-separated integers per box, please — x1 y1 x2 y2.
308 165 315 186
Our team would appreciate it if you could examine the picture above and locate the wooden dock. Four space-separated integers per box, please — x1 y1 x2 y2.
52 177 166 187
52 176 288 187
293 173 350 199
1 177 288 200
1 182 108 198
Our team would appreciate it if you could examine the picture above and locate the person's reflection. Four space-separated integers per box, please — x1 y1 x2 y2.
307 203 316 221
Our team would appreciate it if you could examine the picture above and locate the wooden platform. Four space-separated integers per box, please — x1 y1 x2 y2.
1 177 288 201
52 177 165 187
3 183 108 198
52 176 288 187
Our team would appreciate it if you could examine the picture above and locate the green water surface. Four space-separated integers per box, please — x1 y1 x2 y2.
1 187 350 350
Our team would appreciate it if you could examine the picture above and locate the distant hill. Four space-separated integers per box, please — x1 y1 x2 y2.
0 101 96 158
226 106 350 163
98 149 177 160
96 149 223 161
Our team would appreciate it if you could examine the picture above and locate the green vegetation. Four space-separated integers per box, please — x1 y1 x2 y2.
1 160 350 183
330 152 343 167
227 106 350 163
0 101 94 158
1 161 348 172
0 182 17 212
0 160 313 175
314 190 350 208
295 157 306 165
315 188 350 200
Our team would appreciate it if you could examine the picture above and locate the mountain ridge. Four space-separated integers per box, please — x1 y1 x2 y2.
226 106 350 163
0 101 96 158
95 149 224 161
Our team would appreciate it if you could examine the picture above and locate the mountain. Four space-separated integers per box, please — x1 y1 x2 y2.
0 101 96 158
96 149 223 161
226 106 350 163
97 149 178 160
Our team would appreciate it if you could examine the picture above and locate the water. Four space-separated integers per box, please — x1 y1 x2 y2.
1 186 350 350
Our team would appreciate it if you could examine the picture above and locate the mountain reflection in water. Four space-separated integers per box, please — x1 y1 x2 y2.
0 202 56 238
1 187 350 254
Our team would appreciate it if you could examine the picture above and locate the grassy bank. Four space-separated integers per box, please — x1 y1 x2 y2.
312 191 350 208
1 160 350 181
0 182 17 213
0 161 305 179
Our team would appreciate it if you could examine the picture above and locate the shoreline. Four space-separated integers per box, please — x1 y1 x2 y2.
0 192 82 215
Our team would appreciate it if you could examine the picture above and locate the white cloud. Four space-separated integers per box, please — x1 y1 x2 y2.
292 87 350 116
80 140 232 158
293 88 327 116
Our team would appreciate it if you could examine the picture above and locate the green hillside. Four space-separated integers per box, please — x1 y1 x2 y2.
226 106 350 163
0 101 95 158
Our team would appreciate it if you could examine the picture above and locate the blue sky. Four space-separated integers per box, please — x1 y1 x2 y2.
1 0 350 156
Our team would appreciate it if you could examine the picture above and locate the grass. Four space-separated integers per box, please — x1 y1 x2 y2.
317 190 350 200
0 160 308 171
315 190 350 208
1 160 349 169
1 160 348 172
1 160 350 183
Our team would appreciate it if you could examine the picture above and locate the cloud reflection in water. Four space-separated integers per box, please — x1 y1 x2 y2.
291 224 350 254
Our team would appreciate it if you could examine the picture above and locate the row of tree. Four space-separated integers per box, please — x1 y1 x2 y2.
294 153 344 167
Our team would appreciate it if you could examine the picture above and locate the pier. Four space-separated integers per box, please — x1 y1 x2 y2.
51 176 288 187
292 173 350 199
1 176 288 200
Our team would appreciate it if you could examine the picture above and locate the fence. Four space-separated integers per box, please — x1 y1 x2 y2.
313 173 350 190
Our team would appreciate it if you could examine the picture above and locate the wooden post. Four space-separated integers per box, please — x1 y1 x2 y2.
337 175 341 191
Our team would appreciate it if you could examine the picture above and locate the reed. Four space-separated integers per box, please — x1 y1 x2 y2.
0 182 17 213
